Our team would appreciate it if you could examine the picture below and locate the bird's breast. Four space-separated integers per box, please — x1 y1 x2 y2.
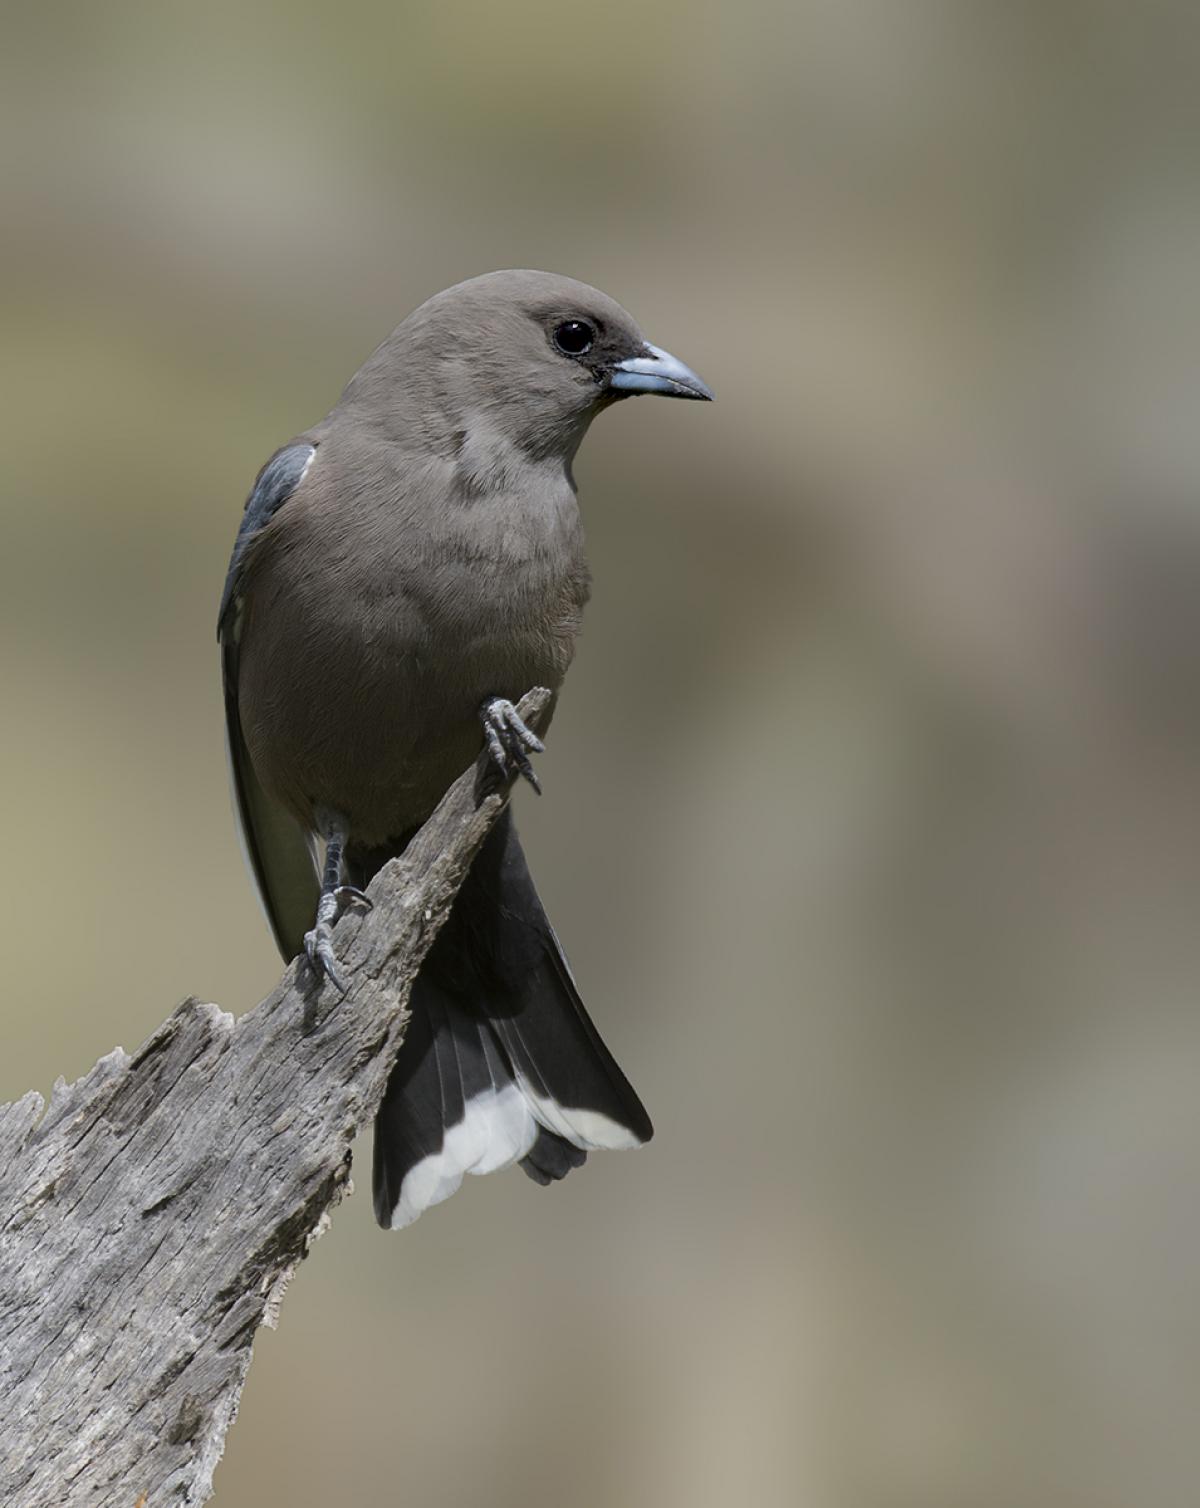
238 475 590 842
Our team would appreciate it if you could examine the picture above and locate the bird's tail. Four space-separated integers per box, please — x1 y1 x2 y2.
369 808 653 1230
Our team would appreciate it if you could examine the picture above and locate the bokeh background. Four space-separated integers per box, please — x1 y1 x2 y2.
3 3 1199 1505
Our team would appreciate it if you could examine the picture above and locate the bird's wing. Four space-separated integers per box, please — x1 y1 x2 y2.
218 442 321 961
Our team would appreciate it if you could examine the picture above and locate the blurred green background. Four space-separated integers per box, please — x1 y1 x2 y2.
3 2 1199 1505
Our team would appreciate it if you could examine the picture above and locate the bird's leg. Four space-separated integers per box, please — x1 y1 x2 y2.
480 696 545 794
304 810 372 993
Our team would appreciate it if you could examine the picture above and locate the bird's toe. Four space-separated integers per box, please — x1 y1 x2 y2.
480 696 545 792
304 923 347 994
333 885 373 913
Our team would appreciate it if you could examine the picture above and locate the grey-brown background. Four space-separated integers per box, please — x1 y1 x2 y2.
3 3 1198 1505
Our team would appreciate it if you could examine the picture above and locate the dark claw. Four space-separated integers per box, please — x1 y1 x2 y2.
510 743 541 794
333 885 373 912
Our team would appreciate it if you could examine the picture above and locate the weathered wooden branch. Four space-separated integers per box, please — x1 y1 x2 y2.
0 689 551 1508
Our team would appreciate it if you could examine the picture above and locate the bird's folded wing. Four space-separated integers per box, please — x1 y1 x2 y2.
218 442 321 960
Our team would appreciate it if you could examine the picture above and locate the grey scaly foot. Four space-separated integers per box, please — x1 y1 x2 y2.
305 885 372 993
304 888 346 992
480 696 545 793
304 813 372 993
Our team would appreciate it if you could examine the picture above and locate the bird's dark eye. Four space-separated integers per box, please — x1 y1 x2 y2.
553 319 595 356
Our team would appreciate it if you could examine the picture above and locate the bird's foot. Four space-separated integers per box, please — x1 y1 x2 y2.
304 886 372 993
480 696 545 793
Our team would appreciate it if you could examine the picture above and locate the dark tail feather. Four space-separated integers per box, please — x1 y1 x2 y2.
370 808 652 1230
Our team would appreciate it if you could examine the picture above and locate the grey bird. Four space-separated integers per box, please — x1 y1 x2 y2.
218 269 711 1228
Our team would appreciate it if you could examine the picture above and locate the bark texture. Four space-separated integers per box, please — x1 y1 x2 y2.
0 689 551 1508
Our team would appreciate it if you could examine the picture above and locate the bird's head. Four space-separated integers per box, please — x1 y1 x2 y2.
341 269 712 467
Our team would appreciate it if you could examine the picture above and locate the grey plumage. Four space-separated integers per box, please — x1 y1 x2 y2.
219 269 710 1227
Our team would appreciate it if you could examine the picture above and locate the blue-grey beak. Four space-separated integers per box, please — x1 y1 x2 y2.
608 342 714 401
